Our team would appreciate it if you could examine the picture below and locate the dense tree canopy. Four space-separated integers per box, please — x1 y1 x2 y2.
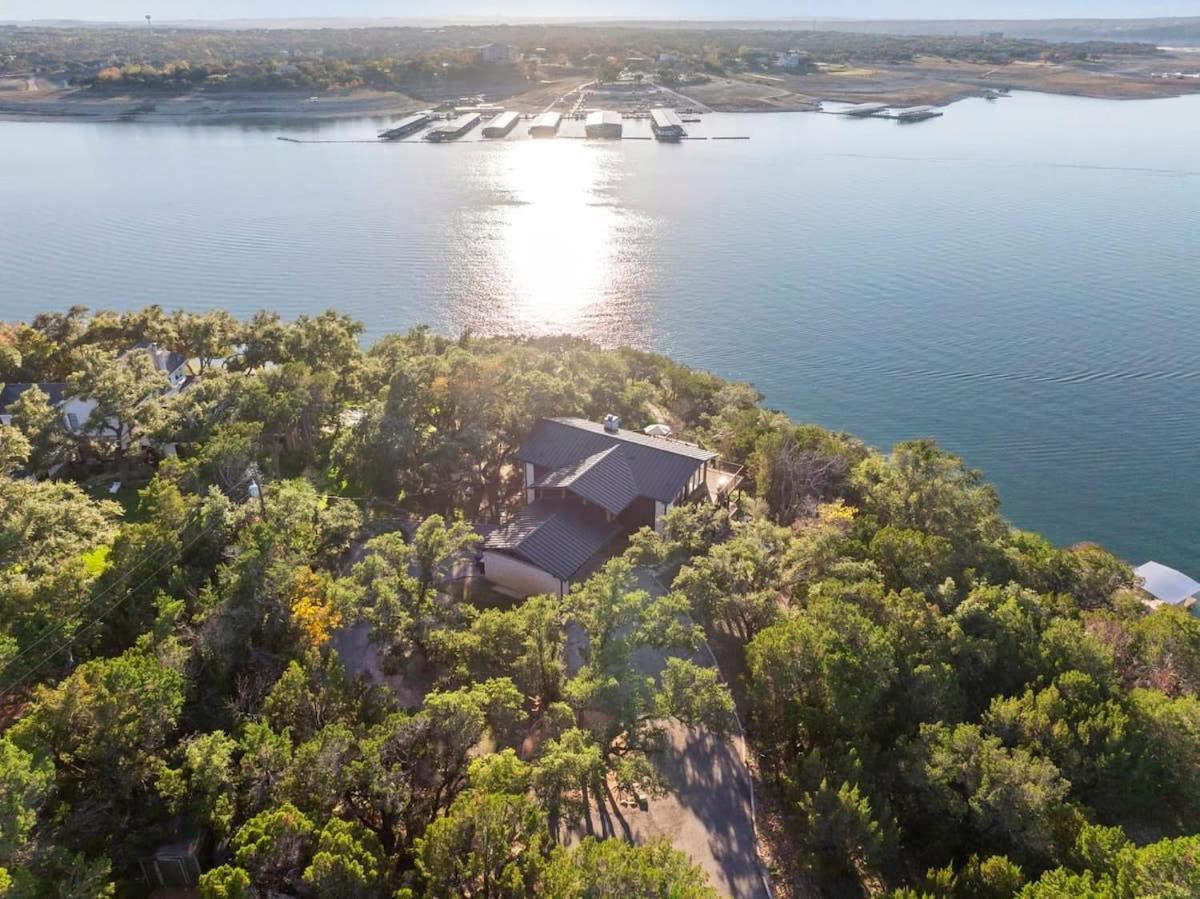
0 307 1193 897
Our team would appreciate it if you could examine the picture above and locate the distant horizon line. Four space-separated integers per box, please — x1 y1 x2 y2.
6 13 1200 26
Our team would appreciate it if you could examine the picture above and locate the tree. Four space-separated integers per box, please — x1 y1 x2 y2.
437 596 565 709
302 818 388 899
532 728 605 840
984 671 1131 802
0 426 30 475
66 346 166 458
564 559 732 800
346 515 479 657
157 730 239 842
415 756 550 898
231 802 315 892
852 439 1007 567
9 649 185 811
540 837 718 898
198 865 252 899
673 517 799 642
900 722 1073 867
165 309 242 373
0 737 53 873
753 424 862 523
869 526 956 597
8 385 67 476
747 597 896 766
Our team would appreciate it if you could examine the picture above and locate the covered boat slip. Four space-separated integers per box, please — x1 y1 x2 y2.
585 110 623 139
482 110 521 138
529 111 563 138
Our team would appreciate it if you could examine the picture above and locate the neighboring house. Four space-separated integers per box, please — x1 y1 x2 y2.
481 415 742 597
1135 561 1200 616
0 382 98 435
0 340 202 452
129 341 195 391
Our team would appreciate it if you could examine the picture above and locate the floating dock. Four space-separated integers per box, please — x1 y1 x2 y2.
650 108 687 142
482 110 520 139
529 111 563 138
585 110 623 140
842 102 890 117
425 112 482 142
895 105 944 122
379 112 433 141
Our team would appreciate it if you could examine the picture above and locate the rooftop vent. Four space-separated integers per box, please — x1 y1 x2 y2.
603 414 620 433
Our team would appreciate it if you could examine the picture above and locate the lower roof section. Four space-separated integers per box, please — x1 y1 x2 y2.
483 499 622 582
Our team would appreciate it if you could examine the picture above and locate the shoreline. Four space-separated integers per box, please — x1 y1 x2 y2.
2 70 1200 126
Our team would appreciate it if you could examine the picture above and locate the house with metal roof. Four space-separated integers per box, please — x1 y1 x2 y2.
482 415 742 596
1135 561 1200 615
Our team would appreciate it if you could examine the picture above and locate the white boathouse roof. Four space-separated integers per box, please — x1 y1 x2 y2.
1135 561 1200 606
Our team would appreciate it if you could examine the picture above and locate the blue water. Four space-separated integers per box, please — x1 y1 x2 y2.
1 92 1198 569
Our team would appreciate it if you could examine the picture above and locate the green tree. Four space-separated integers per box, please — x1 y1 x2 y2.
540 836 718 898
900 722 1073 867
8 385 67 477
302 818 387 899
66 346 166 459
415 759 550 898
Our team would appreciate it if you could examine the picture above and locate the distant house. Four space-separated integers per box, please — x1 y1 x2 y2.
1135 561 1200 615
0 382 97 435
129 341 194 391
0 342 200 458
481 415 742 597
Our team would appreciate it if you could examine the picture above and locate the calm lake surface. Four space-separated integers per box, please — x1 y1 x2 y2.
1 92 1198 569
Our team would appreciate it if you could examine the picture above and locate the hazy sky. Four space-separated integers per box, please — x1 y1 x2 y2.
4 1 1196 23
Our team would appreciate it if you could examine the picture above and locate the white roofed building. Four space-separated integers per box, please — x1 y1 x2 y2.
1135 561 1200 614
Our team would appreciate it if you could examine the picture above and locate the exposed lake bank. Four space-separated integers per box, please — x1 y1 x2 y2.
3 48 1199 125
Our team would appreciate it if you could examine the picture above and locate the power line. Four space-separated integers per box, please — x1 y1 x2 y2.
0 505 222 701
0 503 208 680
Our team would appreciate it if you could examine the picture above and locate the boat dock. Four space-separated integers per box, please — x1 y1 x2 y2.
831 102 944 122
482 110 521 139
585 110 623 140
895 106 944 122
379 112 433 141
841 102 890 117
650 108 687 142
529 111 563 138
424 112 482 142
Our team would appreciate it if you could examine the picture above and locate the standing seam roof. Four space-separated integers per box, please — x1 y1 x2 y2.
518 418 715 505
533 445 641 516
483 500 622 581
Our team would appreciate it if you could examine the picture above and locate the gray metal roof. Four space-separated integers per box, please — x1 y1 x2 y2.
534 445 641 516
484 499 622 581
0 383 66 415
518 417 715 505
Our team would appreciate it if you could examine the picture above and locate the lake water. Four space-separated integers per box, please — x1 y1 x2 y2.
1 92 1198 570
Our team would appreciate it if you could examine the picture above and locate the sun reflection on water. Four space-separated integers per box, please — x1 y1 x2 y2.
460 139 647 342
